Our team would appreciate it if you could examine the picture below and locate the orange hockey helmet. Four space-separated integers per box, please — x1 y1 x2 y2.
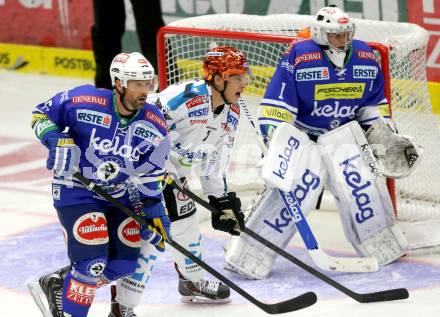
203 46 251 81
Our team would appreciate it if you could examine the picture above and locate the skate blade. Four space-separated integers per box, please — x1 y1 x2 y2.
27 282 52 317
180 295 232 304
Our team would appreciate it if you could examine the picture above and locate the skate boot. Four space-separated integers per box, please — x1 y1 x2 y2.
108 285 137 317
178 276 231 304
28 265 70 317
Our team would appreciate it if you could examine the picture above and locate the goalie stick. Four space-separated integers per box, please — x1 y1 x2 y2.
240 100 379 273
167 177 409 303
72 172 317 315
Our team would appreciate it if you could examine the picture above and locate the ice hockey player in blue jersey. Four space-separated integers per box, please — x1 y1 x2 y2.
106 46 249 316
225 5 421 279
28 52 171 317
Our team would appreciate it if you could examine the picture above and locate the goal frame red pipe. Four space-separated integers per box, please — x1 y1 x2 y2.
156 25 397 212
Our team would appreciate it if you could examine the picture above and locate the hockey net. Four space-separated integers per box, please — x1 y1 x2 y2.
157 14 440 250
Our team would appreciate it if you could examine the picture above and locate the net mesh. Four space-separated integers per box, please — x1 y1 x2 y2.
159 14 440 225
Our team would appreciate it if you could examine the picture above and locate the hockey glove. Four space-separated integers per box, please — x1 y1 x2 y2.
140 202 172 252
208 192 245 236
44 132 80 177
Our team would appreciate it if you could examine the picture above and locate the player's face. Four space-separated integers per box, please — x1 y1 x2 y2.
224 74 248 104
327 31 350 51
123 80 152 110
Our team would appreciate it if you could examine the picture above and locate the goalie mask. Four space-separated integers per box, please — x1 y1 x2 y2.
311 6 355 67
110 52 156 90
203 46 252 83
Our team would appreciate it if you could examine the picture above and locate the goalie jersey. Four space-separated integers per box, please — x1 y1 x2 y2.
258 38 390 140
32 85 168 207
149 80 241 197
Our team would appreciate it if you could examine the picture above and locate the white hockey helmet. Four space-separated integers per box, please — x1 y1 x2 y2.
311 5 355 52
110 52 155 88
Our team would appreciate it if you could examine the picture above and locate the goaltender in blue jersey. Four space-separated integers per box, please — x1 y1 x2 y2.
258 24 390 140
226 5 420 280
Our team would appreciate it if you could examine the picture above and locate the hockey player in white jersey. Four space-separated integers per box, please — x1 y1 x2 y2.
225 5 421 280
109 46 249 316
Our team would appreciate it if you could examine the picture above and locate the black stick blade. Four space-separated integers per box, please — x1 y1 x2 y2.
357 288 409 303
262 292 317 314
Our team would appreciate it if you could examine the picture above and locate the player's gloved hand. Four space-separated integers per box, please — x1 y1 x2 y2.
43 132 80 177
208 192 245 236
140 206 172 252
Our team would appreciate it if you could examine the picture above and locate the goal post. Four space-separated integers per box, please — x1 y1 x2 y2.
156 13 440 250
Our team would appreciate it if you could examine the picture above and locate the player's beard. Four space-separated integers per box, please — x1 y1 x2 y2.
124 96 145 111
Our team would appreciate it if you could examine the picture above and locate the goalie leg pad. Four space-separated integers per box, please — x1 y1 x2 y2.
225 164 326 279
318 121 408 265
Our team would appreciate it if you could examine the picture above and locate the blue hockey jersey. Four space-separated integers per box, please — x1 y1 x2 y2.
32 85 169 207
258 38 390 139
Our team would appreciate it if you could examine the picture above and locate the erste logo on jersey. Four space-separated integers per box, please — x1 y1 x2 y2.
117 218 140 248
133 123 164 146
296 67 330 81
73 212 109 245
314 83 365 100
188 107 208 117
353 65 378 79
72 95 108 106
77 109 112 128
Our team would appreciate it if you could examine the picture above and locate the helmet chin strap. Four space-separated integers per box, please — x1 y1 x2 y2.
212 79 232 105
114 86 136 114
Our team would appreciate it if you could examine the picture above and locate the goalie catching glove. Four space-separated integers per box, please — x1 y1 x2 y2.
208 192 245 235
366 118 422 179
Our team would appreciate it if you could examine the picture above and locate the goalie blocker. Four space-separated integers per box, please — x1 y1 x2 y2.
226 122 409 279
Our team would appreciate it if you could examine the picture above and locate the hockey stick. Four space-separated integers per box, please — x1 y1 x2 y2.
72 172 317 314
240 100 379 273
166 177 409 303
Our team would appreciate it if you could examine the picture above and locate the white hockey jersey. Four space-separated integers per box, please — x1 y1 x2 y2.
149 80 241 197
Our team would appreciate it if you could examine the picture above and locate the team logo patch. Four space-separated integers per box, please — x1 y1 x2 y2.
294 52 322 66
296 67 330 81
353 65 378 79
86 259 106 277
314 83 365 100
145 111 167 129
77 109 112 128
97 160 120 182
72 95 108 106
73 212 109 245
52 184 61 200
66 279 96 306
117 218 141 248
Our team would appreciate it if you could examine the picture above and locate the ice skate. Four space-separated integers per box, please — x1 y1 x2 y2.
178 276 231 304
108 284 137 317
28 266 69 317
